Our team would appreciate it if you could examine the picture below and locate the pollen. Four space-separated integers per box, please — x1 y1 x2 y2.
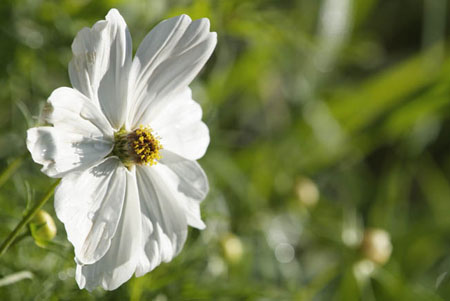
113 125 162 167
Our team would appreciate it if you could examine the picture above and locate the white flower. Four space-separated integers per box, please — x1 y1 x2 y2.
26 9 216 291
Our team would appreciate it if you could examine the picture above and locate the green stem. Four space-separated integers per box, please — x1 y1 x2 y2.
8 230 31 249
302 265 339 300
0 179 61 257
0 154 26 189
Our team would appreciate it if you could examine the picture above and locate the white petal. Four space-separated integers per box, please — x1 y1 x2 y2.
134 164 189 277
152 88 210 161
76 170 141 291
26 127 112 178
159 150 208 229
69 8 132 129
55 157 127 265
47 87 113 139
27 87 114 178
127 15 217 129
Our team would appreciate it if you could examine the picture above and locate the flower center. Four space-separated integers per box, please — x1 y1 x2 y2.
113 125 162 167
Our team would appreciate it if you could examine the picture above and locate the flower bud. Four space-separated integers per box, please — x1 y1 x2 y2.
353 259 376 285
295 177 319 207
361 228 392 265
220 233 243 264
30 210 57 247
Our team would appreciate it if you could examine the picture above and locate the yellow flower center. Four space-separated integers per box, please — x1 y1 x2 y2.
113 125 162 167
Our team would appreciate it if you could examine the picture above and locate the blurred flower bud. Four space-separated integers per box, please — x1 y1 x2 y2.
353 259 376 285
30 210 57 247
295 177 319 207
342 209 363 248
221 233 243 264
207 255 226 277
361 228 392 265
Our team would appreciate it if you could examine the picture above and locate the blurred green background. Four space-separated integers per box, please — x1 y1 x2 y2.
0 0 450 300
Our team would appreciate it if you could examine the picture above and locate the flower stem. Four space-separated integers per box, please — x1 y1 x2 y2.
0 179 61 257
0 154 26 189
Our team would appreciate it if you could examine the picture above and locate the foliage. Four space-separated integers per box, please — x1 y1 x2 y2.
0 0 449 300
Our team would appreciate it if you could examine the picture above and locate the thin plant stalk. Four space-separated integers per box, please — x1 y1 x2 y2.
0 154 26 189
0 179 61 257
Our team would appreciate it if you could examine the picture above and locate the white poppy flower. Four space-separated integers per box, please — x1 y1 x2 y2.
26 9 216 291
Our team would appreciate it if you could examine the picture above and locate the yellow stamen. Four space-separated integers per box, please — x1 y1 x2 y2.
112 125 163 167
130 125 163 166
